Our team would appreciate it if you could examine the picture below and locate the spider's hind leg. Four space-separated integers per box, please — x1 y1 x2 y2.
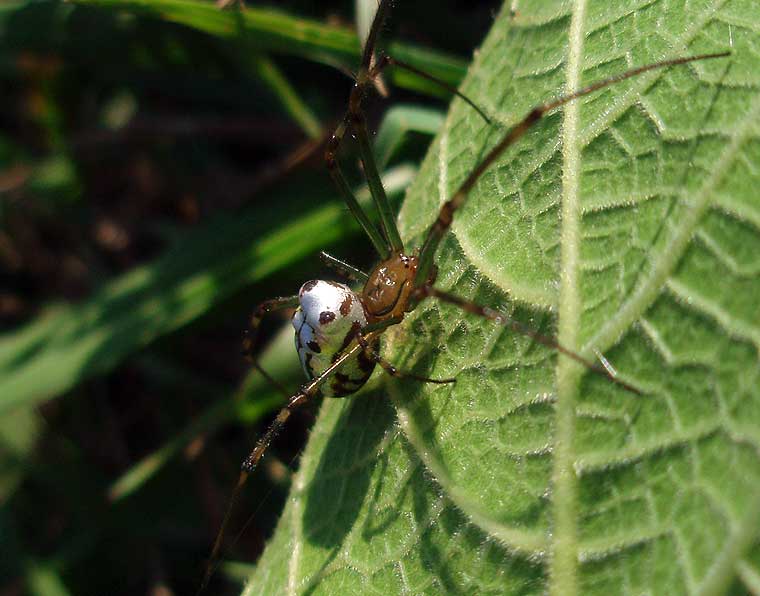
242 295 299 357
199 389 312 595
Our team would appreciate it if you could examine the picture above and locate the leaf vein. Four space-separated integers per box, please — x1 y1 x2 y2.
582 87 760 358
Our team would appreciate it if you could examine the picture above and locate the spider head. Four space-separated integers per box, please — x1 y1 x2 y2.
361 252 419 322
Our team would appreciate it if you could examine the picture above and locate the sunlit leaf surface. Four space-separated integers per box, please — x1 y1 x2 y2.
247 2 760 595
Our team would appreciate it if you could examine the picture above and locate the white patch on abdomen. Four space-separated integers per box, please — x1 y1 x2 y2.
292 280 376 397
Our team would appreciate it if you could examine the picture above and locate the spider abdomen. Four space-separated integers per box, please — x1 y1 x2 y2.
292 280 376 397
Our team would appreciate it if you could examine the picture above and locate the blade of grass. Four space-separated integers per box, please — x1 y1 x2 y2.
0 405 42 501
25 561 72 596
252 54 321 140
374 104 445 170
68 0 468 96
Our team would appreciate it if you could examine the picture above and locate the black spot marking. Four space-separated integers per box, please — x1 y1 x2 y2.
319 311 336 325
339 294 353 316
301 280 319 294
330 380 354 397
307 340 321 353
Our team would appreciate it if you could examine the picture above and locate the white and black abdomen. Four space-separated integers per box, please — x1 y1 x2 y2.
291 280 376 397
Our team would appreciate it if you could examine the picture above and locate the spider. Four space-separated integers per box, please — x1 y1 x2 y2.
200 1 728 590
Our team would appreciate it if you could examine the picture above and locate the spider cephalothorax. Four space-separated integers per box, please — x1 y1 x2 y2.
361 252 420 320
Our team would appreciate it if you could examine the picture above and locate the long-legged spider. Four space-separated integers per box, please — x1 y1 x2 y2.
200 1 728 590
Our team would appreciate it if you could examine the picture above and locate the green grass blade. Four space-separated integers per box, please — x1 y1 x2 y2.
374 104 445 170
69 0 468 94
25 561 72 596
251 54 321 139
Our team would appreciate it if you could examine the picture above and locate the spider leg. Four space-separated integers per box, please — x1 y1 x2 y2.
413 50 730 285
327 0 494 256
198 395 304 595
324 4 396 254
240 296 301 397
325 119 389 257
326 106 402 257
360 0 393 71
199 332 380 594
325 0 403 255
349 51 492 249
243 296 299 353
243 295 300 363
356 330 456 385
415 284 642 395
349 106 405 253
319 251 370 284
371 54 491 124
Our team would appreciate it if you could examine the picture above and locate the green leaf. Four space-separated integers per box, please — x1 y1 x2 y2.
0 405 41 501
247 2 760 595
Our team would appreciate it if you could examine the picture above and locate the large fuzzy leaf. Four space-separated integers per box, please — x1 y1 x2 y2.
245 2 760 595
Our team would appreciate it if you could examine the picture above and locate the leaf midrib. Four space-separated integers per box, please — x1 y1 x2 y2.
549 1 586 594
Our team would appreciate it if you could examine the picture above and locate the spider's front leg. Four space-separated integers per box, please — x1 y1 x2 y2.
413 285 642 395
243 296 299 359
324 116 389 257
241 296 300 394
200 332 380 594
